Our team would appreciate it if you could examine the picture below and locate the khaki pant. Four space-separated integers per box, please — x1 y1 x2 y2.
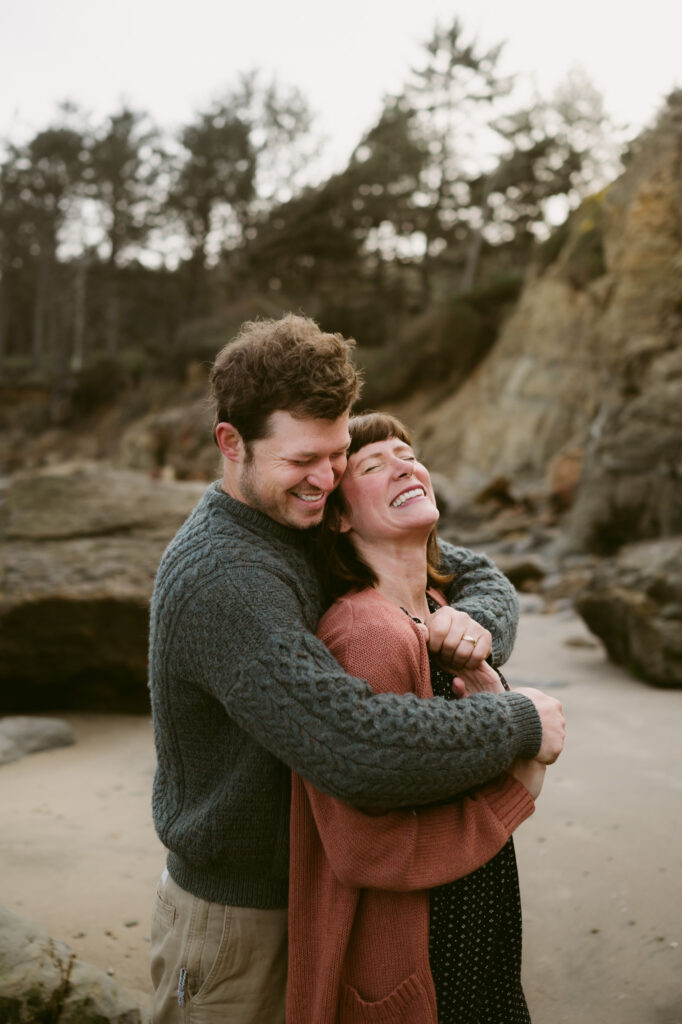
150 873 287 1024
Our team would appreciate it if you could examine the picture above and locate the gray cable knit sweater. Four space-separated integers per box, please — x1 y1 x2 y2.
149 482 541 909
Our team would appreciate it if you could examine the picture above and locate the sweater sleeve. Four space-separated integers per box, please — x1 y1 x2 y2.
298 773 534 890
176 567 540 810
437 539 519 666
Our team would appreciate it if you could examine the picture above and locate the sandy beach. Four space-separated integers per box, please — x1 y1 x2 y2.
1 606 680 1022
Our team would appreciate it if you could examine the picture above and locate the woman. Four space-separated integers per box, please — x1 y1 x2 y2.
287 412 545 1024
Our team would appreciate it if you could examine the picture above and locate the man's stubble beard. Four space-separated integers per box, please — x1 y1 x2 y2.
238 453 323 531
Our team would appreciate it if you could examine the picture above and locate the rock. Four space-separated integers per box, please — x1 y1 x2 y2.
474 476 521 508
1 460 204 542
546 445 584 512
0 462 206 712
574 537 682 687
564 345 682 552
414 268 606 491
492 553 549 592
0 717 75 765
540 555 603 603
0 903 149 1023
438 479 556 552
115 399 217 481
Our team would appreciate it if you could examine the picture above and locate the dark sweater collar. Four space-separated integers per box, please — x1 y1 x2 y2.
205 481 312 550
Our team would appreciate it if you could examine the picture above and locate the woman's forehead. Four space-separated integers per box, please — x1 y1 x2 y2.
349 437 413 462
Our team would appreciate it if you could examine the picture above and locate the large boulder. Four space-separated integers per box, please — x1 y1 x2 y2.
0 904 148 1023
575 537 682 687
0 462 206 712
0 716 75 765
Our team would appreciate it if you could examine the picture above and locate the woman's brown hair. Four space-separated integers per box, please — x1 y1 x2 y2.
317 411 454 601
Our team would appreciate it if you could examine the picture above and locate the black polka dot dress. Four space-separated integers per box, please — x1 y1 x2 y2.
408 598 531 1024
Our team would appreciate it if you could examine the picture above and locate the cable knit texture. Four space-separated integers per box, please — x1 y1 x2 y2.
436 543 520 666
287 588 535 1023
148 482 539 909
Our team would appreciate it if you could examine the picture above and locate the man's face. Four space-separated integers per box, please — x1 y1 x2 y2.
237 410 351 529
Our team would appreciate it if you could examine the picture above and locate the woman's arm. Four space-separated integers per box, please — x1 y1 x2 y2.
298 771 534 891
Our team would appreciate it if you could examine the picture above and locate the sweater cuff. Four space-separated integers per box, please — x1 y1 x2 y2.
482 774 535 832
506 692 543 759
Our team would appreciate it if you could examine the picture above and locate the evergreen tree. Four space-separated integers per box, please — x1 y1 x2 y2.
87 106 163 354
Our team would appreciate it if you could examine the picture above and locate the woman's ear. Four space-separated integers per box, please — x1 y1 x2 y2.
326 502 352 534
337 510 352 534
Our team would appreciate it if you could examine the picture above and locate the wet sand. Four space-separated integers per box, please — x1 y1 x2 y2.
1 608 680 1021
508 606 682 1024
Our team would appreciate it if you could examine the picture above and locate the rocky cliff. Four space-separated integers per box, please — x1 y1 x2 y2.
413 93 682 556
405 93 681 688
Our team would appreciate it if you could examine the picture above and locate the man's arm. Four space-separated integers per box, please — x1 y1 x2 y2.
437 538 519 666
176 569 543 811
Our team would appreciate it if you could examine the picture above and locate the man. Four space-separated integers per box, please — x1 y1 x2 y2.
148 314 564 1023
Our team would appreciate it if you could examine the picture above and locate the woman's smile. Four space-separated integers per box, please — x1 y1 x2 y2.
390 486 427 508
338 438 439 543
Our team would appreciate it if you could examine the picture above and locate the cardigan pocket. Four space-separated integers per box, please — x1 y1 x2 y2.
337 967 436 1023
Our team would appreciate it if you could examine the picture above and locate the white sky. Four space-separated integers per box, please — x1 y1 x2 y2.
1 0 680 172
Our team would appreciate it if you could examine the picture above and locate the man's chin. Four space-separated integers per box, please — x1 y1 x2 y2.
292 508 326 529
287 503 327 529
288 493 327 522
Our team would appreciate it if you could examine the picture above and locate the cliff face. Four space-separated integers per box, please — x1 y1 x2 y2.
415 94 682 551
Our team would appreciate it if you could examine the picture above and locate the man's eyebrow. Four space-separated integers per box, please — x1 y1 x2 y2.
284 445 350 459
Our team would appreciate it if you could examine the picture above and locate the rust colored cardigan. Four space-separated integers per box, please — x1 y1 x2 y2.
287 587 535 1023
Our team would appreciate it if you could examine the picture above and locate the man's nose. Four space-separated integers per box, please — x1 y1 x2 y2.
307 460 335 491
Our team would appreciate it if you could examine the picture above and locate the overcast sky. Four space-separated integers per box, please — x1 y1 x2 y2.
2 0 680 171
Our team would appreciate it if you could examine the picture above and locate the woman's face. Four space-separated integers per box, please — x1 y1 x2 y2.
338 436 439 544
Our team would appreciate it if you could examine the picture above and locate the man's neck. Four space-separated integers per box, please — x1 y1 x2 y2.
221 465 243 503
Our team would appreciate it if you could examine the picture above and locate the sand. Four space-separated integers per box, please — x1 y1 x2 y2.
1 607 680 1022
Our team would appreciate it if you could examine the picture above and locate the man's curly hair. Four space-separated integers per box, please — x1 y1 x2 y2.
209 313 363 444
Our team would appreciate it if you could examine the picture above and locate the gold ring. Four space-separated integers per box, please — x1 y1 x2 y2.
462 635 477 645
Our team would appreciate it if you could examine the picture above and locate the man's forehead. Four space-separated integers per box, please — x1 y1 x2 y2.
263 409 350 453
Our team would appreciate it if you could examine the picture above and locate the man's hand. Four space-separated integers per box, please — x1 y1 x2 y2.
510 758 547 800
513 687 565 764
424 607 493 671
451 662 506 697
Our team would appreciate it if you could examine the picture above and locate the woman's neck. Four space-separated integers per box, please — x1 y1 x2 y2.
354 536 430 620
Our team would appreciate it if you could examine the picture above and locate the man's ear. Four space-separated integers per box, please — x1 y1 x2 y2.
215 422 245 463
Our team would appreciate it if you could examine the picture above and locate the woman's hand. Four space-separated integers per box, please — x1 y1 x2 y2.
450 661 506 697
510 758 547 801
424 607 493 670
